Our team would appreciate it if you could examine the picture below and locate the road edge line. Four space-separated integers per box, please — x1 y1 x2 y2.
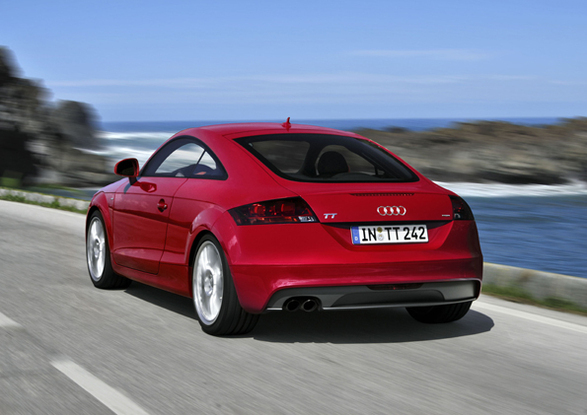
474 302 587 334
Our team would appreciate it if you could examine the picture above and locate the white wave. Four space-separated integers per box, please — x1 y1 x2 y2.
436 180 587 197
98 131 175 141
106 147 156 165
98 131 172 165
72 147 112 156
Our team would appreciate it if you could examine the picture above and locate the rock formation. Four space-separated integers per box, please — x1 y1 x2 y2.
358 119 587 184
0 46 113 187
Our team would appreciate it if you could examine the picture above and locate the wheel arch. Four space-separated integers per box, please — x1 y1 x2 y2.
86 192 114 249
188 230 215 268
185 204 228 263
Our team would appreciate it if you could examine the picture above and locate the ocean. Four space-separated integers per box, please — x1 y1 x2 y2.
97 118 587 279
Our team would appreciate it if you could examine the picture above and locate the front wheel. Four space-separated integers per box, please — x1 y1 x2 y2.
406 301 472 324
86 211 131 289
192 235 258 335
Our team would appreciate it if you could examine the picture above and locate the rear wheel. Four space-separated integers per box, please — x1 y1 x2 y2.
86 211 131 289
406 301 472 324
192 235 258 335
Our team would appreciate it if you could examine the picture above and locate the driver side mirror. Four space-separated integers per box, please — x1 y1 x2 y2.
114 158 139 178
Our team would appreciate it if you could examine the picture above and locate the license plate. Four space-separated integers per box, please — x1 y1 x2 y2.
351 224 428 245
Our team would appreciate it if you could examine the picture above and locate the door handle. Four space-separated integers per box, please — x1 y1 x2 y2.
157 199 168 212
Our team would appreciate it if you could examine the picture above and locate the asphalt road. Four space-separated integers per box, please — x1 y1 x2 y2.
1 200 586 415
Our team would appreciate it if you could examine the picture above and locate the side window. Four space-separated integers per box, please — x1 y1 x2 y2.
196 152 218 172
155 143 204 176
142 137 227 179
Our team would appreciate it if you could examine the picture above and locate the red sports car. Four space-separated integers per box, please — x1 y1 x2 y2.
86 120 483 335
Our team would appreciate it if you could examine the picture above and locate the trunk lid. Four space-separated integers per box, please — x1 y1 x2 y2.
277 181 454 223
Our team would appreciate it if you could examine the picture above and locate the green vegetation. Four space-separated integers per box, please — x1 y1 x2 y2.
0 190 87 214
0 171 23 188
482 283 587 316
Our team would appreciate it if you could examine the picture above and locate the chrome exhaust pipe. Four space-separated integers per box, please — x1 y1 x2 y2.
301 298 318 312
284 298 301 312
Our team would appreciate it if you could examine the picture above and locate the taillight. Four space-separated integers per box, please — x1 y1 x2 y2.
450 195 475 220
229 197 319 225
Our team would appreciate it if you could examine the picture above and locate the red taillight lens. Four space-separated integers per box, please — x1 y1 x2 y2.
229 197 319 225
450 195 475 220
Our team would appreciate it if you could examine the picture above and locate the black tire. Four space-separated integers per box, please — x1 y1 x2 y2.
86 211 131 289
192 235 259 335
406 301 472 324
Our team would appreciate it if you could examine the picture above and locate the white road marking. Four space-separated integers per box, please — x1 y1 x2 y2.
0 311 21 328
51 359 150 415
474 302 587 334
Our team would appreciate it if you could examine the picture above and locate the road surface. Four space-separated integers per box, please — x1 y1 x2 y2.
1 200 586 414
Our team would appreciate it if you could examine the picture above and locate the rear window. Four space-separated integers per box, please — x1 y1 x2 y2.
236 134 418 183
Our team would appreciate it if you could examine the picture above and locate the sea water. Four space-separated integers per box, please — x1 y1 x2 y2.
439 183 587 279
97 118 586 278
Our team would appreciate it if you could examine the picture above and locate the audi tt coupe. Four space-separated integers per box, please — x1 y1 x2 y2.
86 120 483 335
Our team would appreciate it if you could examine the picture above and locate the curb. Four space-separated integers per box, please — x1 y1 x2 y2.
483 263 587 309
0 188 90 211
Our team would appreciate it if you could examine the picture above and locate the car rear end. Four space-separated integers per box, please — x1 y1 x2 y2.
218 126 482 315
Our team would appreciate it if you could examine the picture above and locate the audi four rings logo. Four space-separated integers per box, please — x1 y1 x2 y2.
377 206 407 216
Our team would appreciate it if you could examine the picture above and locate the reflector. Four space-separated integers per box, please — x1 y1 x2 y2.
450 196 475 220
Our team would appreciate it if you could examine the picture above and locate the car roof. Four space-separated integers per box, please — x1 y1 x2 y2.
176 122 360 140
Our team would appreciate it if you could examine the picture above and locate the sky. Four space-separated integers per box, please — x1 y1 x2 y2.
2 0 587 122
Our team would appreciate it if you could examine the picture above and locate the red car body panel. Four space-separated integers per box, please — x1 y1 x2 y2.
112 177 187 274
87 122 483 313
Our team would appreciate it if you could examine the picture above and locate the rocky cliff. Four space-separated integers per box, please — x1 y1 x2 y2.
0 46 113 187
358 118 587 184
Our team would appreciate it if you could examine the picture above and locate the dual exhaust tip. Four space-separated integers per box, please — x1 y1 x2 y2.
283 297 320 313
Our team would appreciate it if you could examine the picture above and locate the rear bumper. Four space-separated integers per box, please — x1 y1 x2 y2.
230 257 483 313
265 280 480 311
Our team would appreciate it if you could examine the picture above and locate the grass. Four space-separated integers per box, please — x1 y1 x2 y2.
28 184 87 194
482 283 587 316
1 177 21 188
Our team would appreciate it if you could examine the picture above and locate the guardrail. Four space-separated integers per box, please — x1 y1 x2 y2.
484 263 587 309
